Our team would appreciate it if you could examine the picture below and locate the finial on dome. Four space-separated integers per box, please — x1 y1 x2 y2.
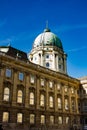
44 20 51 32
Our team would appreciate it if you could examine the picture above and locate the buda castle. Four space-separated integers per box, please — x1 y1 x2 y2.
0 27 87 130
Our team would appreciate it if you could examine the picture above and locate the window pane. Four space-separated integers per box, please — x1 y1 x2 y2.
50 116 54 124
49 81 53 88
46 62 49 68
30 114 35 124
3 112 9 122
41 115 45 124
30 75 34 84
19 72 24 81
6 69 11 77
30 92 34 105
66 117 69 124
72 99 75 111
3 87 10 101
49 96 53 108
40 94 45 107
17 113 23 123
17 90 23 103
58 98 62 109
58 116 62 124
41 79 44 86
65 99 69 110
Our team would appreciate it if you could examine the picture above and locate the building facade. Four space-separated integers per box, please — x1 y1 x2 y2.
0 27 86 130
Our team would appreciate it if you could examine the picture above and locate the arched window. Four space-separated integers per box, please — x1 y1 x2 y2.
17 90 23 103
30 92 34 105
17 113 23 123
3 87 10 101
65 98 69 110
71 98 75 111
49 96 53 108
58 97 62 109
46 62 50 68
40 94 45 107
2 112 9 122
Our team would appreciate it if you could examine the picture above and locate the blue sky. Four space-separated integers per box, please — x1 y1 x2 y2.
0 0 87 78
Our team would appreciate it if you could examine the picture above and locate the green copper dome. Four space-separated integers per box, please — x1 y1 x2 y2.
33 28 63 50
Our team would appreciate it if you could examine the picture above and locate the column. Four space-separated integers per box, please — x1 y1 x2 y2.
41 52 43 66
64 53 67 74
52 52 56 70
12 69 17 106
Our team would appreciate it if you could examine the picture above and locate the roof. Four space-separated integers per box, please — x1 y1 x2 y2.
33 28 63 50
0 46 28 62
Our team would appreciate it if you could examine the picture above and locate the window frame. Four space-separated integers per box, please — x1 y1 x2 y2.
17 113 23 123
29 92 35 105
5 68 11 78
3 87 10 101
18 72 24 81
2 112 9 122
17 90 23 103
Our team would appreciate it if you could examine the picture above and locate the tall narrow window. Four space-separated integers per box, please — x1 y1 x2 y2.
41 79 44 86
30 92 34 105
58 97 62 109
17 90 23 103
65 98 69 110
40 94 45 107
19 72 24 81
46 62 50 68
2 112 9 122
50 116 54 124
49 81 53 88
58 116 62 124
49 96 53 108
3 87 10 101
17 113 23 123
30 114 35 124
71 99 75 111
30 75 35 84
6 68 11 78
66 117 69 124
41 115 45 124
71 87 74 94
57 83 61 91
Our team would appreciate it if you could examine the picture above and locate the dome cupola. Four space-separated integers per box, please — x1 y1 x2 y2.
33 28 63 50
28 27 67 74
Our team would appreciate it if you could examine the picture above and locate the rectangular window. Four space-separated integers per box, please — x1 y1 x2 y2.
71 99 75 111
49 81 53 88
17 113 23 123
49 96 53 108
65 99 69 110
58 116 62 124
30 114 35 124
41 115 45 124
57 83 61 91
58 98 62 109
3 87 10 101
30 75 35 84
2 112 9 122
6 68 11 78
41 79 44 86
66 117 69 124
19 72 24 81
50 116 54 124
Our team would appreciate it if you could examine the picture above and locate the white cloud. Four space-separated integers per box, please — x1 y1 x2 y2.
55 24 87 32
67 46 87 52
